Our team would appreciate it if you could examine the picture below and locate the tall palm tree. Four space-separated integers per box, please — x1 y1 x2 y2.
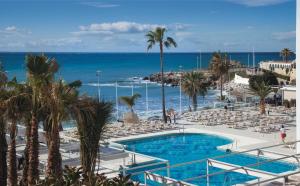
249 81 273 114
119 93 141 113
70 98 112 183
25 54 58 185
280 48 293 63
146 27 177 123
210 51 229 100
181 72 208 111
0 62 8 186
5 85 31 186
44 79 81 180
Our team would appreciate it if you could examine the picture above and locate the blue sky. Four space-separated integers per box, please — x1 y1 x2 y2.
0 0 296 52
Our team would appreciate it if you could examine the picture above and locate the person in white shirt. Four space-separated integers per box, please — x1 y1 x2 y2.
280 125 286 143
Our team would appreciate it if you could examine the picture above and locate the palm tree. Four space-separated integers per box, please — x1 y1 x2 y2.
70 98 112 183
25 54 58 185
146 27 177 123
280 48 293 63
249 81 273 114
5 84 31 186
181 72 208 111
43 79 81 181
210 51 229 100
119 93 141 113
0 62 8 186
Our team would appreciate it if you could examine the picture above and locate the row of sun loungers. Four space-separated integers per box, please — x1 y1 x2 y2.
182 107 294 133
102 121 179 139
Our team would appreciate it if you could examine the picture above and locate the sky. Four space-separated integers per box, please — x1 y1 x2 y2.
0 0 296 52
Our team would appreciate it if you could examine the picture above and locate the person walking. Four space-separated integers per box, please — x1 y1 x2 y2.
280 125 287 143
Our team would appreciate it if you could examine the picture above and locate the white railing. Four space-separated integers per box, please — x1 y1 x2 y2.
140 140 300 185
99 141 171 178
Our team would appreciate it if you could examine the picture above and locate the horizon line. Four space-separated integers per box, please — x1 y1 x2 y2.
0 51 291 54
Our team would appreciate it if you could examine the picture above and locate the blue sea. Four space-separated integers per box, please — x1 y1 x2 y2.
0 52 295 121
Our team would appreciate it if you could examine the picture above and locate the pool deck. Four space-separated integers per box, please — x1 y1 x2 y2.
108 119 297 158
176 119 297 156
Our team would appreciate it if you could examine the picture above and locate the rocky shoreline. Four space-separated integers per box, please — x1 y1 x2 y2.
144 70 212 87
143 72 181 86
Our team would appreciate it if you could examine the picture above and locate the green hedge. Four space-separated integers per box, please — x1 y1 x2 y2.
262 69 290 81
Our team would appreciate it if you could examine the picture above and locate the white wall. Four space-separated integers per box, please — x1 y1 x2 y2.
234 74 249 85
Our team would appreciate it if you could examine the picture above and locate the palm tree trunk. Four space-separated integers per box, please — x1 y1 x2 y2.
160 42 167 123
192 95 197 111
46 125 62 180
80 141 92 174
27 114 39 185
81 144 98 185
260 99 266 114
0 117 7 186
8 121 18 186
21 120 30 186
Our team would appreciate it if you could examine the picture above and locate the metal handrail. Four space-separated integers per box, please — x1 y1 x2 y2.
145 140 300 174
141 140 300 185
144 171 196 186
180 154 299 183
244 170 300 186
102 141 171 177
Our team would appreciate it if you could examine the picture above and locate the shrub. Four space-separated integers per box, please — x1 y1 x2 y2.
36 166 139 186
249 71 278 90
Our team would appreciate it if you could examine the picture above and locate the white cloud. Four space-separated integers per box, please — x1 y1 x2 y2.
170 23 189 31
27 37 82 47
272 31 295 41
5 26 17 32
0 26 31 36
81 2 119 8
72 21 188 36
226 0 290 7
76 22 164 35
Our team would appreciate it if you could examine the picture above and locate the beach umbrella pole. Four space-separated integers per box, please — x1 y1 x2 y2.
116 82 119 119
96 70 101 102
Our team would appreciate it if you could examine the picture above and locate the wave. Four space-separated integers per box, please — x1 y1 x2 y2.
85 83 142 88
86 83 116 87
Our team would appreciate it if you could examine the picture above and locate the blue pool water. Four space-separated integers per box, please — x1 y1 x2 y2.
118 133 297 186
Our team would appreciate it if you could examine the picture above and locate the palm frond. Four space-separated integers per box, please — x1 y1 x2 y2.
119 93 141 111
166 37 177 47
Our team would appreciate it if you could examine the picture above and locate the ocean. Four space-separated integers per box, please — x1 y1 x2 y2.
0 52 295 121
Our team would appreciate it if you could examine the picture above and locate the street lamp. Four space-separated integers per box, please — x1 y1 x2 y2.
179 65 183 115
199 50 202 70
96 70 101 102
115 81 119 120
196 56 199 70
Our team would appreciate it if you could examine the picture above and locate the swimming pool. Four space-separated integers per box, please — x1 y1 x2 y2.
118 133 297 185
